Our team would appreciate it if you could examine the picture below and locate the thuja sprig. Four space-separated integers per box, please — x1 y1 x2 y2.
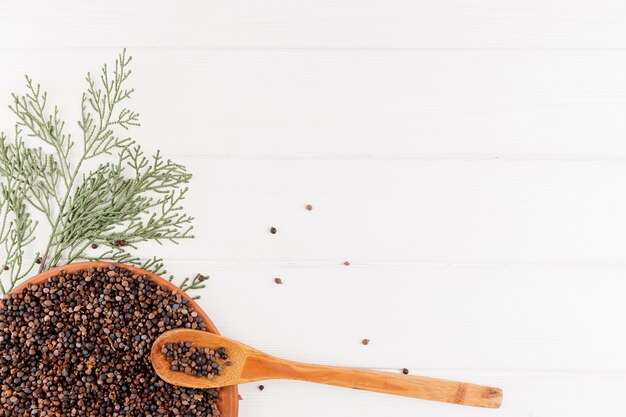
0 178 39 294
0 50 205 295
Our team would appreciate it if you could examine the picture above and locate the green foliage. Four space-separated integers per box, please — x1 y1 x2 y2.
0 50 206 295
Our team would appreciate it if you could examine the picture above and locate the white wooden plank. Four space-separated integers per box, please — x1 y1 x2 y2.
159 262 626 372
3 49 626 158
6 156 626 264
116 157 626 264
9 254 626 371
4 0 626 48
6 157 626 265
7 262 622 372
235 371 626 417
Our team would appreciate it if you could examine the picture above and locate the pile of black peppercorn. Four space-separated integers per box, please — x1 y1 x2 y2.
0 264 222 416
162 342 230 379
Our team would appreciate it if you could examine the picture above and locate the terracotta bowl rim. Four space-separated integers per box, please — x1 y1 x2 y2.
8 261 239 417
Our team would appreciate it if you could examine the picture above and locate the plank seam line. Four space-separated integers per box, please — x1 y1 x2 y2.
97 259 626 269
6 45 626 51
159 153 626 162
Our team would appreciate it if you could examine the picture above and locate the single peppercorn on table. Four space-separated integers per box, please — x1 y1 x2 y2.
152 329 503 408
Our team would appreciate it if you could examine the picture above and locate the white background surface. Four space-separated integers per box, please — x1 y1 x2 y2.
2 1 626 416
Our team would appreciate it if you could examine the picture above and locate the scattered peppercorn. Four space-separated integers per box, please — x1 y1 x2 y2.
35 257 42 264
0 264 222 416
344 261 350 266
305 204 313 211
163 342 227 379
2 265 8 271
258 385 265 391
269 227 277 234
197 274 207 283
112 239 129 247
362 339 370 345
91 243 99 249
238 394 243 400
274 278 283 284
402 368 409 375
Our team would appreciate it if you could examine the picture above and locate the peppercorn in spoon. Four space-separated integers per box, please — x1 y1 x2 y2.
152 329 502 408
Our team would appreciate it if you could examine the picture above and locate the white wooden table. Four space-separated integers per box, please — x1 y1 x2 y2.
2 1 626 415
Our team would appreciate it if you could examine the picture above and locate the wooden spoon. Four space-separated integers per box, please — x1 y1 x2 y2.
152 329 502 408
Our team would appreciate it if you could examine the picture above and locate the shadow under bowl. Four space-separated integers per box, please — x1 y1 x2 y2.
8 261 239 417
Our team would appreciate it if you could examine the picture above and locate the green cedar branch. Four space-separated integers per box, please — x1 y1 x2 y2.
0 50 206 296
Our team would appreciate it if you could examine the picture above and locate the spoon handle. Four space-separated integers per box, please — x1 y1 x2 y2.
241 355 502 408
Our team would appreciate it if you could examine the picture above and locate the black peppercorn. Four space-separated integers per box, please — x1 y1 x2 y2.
162 342 228 378
270 227 277 234
402 368 409 375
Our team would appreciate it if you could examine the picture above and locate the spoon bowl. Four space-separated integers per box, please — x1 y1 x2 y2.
152 328 248 388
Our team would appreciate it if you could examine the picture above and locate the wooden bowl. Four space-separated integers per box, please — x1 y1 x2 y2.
9 261 239 417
